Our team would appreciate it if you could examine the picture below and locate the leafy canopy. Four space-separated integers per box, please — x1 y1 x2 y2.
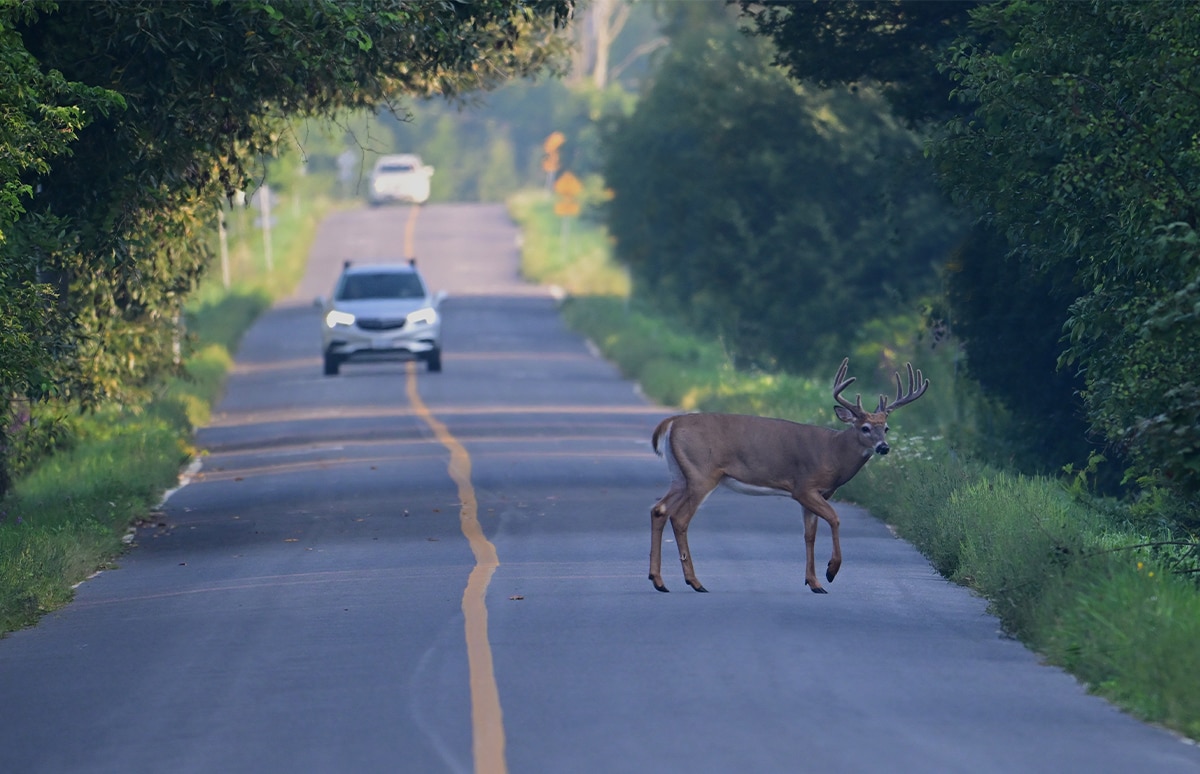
604 9 955 372
935 1 1200 492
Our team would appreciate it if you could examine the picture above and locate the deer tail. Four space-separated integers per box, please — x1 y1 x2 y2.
651 416 675 457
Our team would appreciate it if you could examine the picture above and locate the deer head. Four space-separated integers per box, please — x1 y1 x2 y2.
832 358 928 457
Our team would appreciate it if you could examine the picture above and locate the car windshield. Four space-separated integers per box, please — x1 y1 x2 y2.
336 272 425 300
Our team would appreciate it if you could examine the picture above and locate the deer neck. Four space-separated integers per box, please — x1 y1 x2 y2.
827 427 873 487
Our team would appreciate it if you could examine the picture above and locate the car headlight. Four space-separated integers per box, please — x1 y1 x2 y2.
325 309 356 328
406 307 438 326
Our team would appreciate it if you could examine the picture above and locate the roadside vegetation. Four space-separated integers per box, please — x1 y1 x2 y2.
510 189 1200 741
0 165 333 633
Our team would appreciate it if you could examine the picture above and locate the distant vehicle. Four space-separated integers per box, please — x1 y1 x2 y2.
367 154 434 206
318 261 445 375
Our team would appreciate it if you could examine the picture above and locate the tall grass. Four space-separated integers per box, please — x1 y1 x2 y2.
0 175 335 634
847 449 1200 740
510 189 1200 742
508 190 630 297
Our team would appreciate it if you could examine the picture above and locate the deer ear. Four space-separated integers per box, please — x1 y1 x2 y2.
834 405 856 424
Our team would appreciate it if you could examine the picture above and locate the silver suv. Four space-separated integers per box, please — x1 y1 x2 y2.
319 261 444 375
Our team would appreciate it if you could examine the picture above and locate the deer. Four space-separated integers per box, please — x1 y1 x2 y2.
648 358 928 594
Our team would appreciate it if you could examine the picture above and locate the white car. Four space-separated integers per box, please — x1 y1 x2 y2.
319 261 444 375
368 154 433 206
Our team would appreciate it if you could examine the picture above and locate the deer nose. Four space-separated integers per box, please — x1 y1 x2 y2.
875 442 890 455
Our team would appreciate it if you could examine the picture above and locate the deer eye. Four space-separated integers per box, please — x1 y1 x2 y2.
860 425 871 434
884 426 890 434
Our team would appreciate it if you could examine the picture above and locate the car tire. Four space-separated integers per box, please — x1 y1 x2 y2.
323 352 341 376
426 347 442 373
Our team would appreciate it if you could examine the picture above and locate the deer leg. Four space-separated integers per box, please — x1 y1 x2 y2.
649 495 674 592
796 492 844 588
801 510 826 593
826 511 843 583
669 501 708 592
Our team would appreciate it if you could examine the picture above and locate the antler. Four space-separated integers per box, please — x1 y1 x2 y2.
833 357 864 414
876 362 929 414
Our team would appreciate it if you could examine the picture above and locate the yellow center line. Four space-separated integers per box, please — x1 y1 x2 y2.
408 364 506 774
403 205 506 774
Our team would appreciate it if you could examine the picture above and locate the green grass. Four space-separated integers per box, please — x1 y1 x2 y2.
509 188 1200 742
0 174 336 634
508 190 630 297
847 450 1200 740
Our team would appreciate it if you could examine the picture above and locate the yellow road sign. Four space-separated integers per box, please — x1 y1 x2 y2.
553 171 583 216
553 171 583 197
554 199 581 217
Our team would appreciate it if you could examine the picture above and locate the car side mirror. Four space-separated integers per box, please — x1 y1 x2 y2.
433 290 448 308
313 295 326 309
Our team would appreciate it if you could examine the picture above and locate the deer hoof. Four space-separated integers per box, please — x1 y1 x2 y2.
805 579 828 594
687 580 709 593
651 576 670 592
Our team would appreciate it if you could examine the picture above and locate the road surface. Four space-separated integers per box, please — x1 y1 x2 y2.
1 203 1197 774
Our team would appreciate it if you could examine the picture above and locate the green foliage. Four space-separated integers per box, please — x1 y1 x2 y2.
847 447 1200 740
944 224 1107 479
739 0 981 124
936 1 1200 496
0 1 125 493
508 190 629 296
0 157 330 634
1037 560 1200 740
0 412 185 631
185 291 272 358
604 11 962 373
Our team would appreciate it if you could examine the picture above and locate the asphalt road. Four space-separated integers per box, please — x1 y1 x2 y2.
2 203 1198 774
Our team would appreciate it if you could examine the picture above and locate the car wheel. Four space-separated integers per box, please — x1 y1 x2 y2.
426 347 442 373
323 352 341 376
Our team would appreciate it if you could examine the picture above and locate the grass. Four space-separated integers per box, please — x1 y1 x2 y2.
849 449 1200 740
509 189 1200 742
0 173 337 634
508 190 631 297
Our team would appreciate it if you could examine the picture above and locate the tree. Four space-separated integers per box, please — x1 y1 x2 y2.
604 9 956 371
739 0 981 124
0 0 124 493
935 1 1200 493
0 0 573 495
943 227 1095 474
568 0 664 90
738 0 1107 478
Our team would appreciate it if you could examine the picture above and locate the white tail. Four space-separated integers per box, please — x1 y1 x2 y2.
648 358 928 594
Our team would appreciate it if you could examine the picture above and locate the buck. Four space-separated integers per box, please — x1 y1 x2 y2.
649 358 928 594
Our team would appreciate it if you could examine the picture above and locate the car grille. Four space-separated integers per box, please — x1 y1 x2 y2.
356 318 406 331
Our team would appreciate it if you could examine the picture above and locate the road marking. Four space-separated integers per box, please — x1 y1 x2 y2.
407 360 506 774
